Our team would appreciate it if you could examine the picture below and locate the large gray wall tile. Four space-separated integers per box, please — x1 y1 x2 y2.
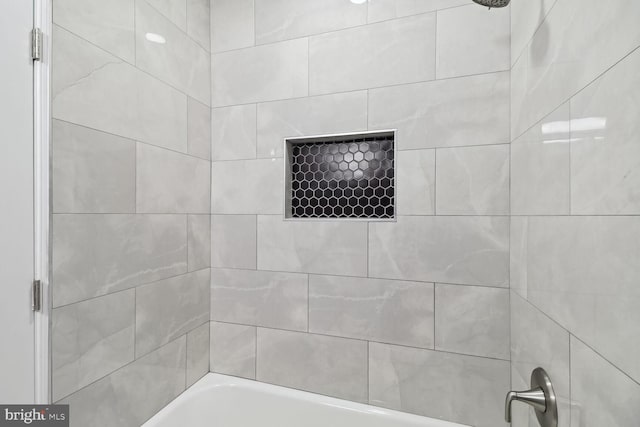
436 144 510 215
59 337 186 427
188 214 211 272
511 103 571 215
435 284 509 359
210 322 256 379
186 322 210 387
52 214 187 307
309 14 436 95
52 120 136 213
512 216 640 383
435 4 510 79
396 149 435 215
510 0 640 138
369 71 510 150
570 337 640 427
570 48 640 215
52 290 135 401
211 268 308 331
369 342 510 427
257 216 368 277
136 269 210 357
186 0 210 51
369 216 509 286
255 0 366 44
136 143 210 214
135 0 210 105
212 38 308 106
256 92 367 159
53 0 135 63
257 328 368 402
211 104 257 161
146 0 186 30
309 275 434 348
211 215 257 269
211 159 283 214
510 293 570 427
52 25 187 153
210 0 254 52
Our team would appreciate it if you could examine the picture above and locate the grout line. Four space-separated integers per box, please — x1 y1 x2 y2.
213 3 471 56
210 320 512 362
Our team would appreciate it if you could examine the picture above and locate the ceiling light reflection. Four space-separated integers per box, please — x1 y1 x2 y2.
541 117 606 134
145 32 166 44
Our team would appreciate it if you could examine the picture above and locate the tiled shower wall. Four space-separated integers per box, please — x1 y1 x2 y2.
50 0 211 425
509 0 640 426
209 1 511 426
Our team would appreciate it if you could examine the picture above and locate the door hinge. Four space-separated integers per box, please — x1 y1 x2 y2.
31 28 42 61
32 280 42 312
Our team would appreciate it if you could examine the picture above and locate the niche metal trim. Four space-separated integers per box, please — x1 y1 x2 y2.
283 129 397 221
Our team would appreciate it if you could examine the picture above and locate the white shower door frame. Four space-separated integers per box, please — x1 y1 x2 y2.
34 0 52 404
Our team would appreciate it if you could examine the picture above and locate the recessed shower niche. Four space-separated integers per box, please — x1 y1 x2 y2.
284 130 396 219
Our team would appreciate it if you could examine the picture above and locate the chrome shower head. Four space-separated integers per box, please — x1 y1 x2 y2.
472 0 510 7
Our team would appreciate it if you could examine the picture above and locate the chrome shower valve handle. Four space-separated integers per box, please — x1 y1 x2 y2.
505 367 558 427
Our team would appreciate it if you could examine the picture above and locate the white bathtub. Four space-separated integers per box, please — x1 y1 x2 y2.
143 373 469 427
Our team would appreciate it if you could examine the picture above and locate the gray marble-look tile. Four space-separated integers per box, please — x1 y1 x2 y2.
211 104 257 161
212 38 308 107
436 144 510 215
187 97 211 160
136 143 210 214
435 4 510 79
186 322 210 387
368 71 510 150
210 322 256 379
369 216 509 287
211 268 307 331
255 0 366 44
509 216 528 298
52 120 135 214
257 328 368 402
367 0 469 23
570 47 640 215
510 0 558 66
186 0 210 50
257 215 368 277
369 342 510 427
210 0 254 52
510 293 570 427
211 159 283 214
256 91 367 159
211 215 257 269
570 337 640 427
136 269 210 357
52 214 187 307
59 337 186 427
52 290 135 402
52 25 188 153
510 0 640 138
435 284 509 359
309 275 434 348
396 149 435 215
515 216 640 383
136 0 210 106
511 103 571 215
146 0 187 30
188 215 211 272
53 0 135 63
309 14 435 95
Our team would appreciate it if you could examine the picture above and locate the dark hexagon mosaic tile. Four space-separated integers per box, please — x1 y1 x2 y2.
287 132 395 219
